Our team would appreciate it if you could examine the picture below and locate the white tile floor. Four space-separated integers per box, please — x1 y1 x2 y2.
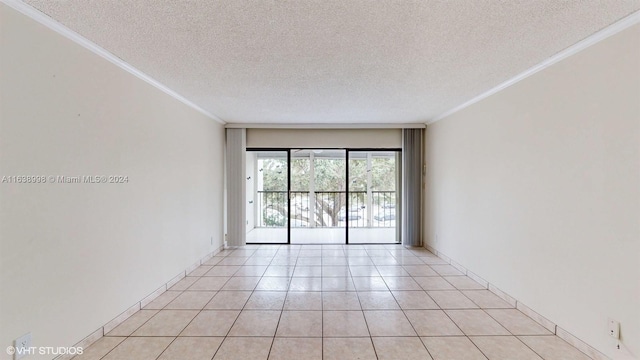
74 245 593 360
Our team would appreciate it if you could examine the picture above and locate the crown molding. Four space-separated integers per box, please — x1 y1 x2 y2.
2 0 226 124
428 10 640 124
6 0 636 127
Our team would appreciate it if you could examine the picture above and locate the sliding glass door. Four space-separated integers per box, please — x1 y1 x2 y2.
246 150 289 244
348 151 400 244
290 149 346 244
246 148 399 244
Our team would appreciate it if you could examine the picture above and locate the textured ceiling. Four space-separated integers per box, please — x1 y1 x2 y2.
23 0 640 124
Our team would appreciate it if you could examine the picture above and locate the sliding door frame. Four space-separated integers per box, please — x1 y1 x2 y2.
346 148 402 245
246 148 291 245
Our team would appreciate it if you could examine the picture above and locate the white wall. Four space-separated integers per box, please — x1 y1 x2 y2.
0 4 225 359
425 24 639 358
247 128 402 148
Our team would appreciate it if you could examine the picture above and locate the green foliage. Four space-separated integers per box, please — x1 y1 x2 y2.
263 211 285 226
257 152 397 227
371 156 397 191
314 158 346 191
261 158 287 191
291 158 310 191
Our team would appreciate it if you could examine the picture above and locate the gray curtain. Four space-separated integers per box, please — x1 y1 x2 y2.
402 128 423 247
225 128 246 247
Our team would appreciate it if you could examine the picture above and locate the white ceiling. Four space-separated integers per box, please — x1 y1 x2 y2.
22 0 640 125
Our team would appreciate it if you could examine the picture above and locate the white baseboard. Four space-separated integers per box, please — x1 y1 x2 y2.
55 244 224 360
423 243 609 360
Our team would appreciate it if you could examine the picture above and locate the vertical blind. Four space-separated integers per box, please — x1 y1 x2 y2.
226 128 247 247
402 128 423 247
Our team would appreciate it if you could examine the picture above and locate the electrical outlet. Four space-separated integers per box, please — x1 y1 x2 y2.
14 332 32 360
608 319 620 339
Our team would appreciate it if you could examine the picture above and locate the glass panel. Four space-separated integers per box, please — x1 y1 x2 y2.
290 151 311 228
291 149 346 244
346 152 367 229
246 150 288 243
348 151 400 244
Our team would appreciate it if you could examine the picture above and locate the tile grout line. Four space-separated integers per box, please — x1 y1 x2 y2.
77 243 600 359
151 259 234 360
426 245 607 360
387 250 438 360
401 250 501 360
61 245 225 360
164 248 240 360
265 249 298 359
209 247 258 360
349 257 379 359
404 252 492 360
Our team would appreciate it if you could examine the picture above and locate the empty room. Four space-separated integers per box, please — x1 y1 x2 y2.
0 1 638 360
